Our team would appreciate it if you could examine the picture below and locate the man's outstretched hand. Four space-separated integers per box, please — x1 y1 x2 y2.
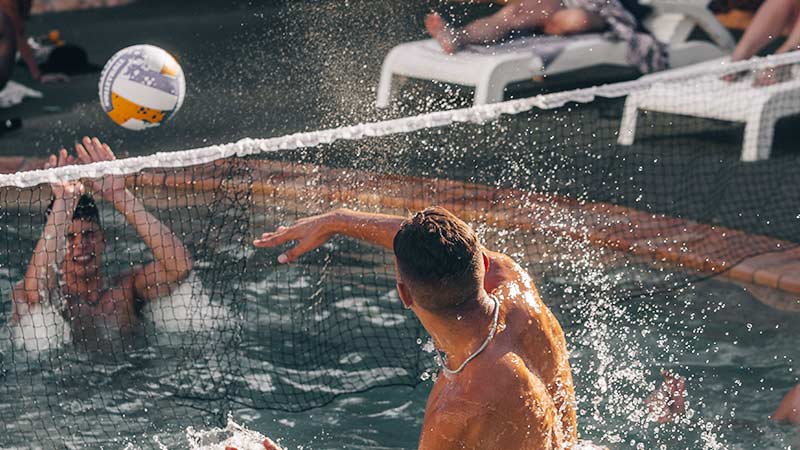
44 147 82 202
253 211 339 264
74 136 126 203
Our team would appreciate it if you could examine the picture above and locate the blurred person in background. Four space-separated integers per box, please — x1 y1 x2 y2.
425 0 664 73
723 0 800 85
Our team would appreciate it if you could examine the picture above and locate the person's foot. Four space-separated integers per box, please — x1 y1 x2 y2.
425 13 460 54
753 64 793 87
39 73 70 84
771 384 800 425
645 369 687 423
721 70 747 83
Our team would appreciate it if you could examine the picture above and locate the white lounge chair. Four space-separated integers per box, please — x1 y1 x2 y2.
617 60 800 161
376 0 734 107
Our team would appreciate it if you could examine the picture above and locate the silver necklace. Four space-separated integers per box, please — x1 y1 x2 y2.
436 295 500 376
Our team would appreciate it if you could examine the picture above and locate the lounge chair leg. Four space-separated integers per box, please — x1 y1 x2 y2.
377 66 395 108
741 111 775 162
618 98 639 145
474 78 506 105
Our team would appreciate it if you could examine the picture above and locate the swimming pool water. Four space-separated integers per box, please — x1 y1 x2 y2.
1 210 797 449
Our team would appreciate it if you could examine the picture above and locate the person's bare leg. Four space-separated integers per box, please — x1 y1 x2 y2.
770 384 800 425
731 0 798 62
425 12 461 54
752 63 794 86
722 0 798 82
426 0 564 53
0 11 16 90
753 8 800 86
543 8 606 36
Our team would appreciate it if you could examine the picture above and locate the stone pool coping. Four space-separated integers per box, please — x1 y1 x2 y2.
2 156 797 311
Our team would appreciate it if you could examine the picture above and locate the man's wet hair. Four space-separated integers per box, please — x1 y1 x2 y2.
46 194 101 224
393 207 482 311
72 195 101 224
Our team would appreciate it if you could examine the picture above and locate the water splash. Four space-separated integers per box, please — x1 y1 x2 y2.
185 417 282 450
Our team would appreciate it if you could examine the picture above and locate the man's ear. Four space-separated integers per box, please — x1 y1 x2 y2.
483 252 490 273
396 281 413 310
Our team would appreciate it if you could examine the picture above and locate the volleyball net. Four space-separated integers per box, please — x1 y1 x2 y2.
1 53 800 448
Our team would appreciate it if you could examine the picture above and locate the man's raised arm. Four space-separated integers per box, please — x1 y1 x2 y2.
76 137 193 301
254 209 404 263
14 150 82 308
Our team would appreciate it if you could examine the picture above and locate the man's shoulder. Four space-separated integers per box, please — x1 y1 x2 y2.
460 351 551 405
421 355 560 449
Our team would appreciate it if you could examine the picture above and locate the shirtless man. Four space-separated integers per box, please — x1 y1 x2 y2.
254 207 577 449
11 137 193 349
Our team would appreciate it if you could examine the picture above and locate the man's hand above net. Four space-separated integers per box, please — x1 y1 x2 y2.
74 136 126 203
43 148 83 202
253 211 338 264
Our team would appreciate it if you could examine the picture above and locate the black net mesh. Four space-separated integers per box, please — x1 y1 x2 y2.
1 56 799 448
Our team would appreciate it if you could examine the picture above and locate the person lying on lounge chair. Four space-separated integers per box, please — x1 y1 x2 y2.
425 0 666 73
723 0 800 86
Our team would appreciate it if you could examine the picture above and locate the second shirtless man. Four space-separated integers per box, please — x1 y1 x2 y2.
255 206 577 449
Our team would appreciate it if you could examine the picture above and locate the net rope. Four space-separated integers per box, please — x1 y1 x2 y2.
2 52 799 189
1 53 800 448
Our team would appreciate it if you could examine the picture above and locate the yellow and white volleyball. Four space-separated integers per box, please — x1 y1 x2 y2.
98 44 186 131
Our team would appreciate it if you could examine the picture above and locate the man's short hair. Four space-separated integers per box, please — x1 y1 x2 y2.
47 194 101 224
393 207 482 311
73 195 100 224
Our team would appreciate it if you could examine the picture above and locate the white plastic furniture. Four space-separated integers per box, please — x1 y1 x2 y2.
376 0 735 107
618 66 800 161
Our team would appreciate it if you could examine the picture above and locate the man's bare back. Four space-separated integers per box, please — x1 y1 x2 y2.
254 208 578 450
419 250 577 449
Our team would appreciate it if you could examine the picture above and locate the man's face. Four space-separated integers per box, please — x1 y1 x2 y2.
63 218 105 280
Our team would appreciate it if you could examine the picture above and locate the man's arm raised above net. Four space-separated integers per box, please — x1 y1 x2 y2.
75 137 194 301
13 150 82 309
253 209 404 263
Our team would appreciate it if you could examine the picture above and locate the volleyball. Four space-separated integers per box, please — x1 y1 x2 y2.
98 44 185 131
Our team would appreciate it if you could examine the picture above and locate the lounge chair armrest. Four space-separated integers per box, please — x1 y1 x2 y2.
642 0 736 50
